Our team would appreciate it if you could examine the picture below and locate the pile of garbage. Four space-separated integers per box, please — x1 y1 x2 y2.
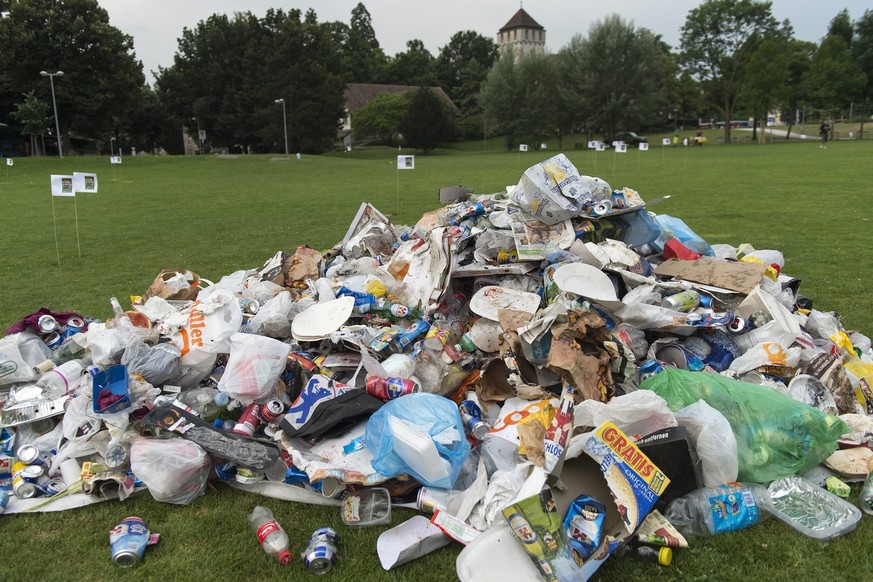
2 153 872 578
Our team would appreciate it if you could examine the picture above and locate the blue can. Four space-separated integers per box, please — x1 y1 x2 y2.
638 359 666 383
109 516 150 566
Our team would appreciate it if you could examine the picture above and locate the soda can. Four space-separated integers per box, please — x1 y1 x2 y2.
610 190 628 209
664 290 700 312
231 403 262 437
460 411 489 441
259 399 285 424
589 200 613 217
302 527 339 575
16 444 40 465
12 461 37 499
37 314 59 335
34 475 64 496
239 298 261 316
727 315 747 334
214 462 237 481
109 516 150 566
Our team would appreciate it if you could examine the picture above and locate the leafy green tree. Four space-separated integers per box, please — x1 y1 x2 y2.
352 92 407 146
400 87 454 153
774 39 815 138
479 52 525 149
854 10 873 137
10 90 50 155
382 40 437 86
0 0 145 152
740 38 791 142
156 8 345 154
679 0 785 143
340 3 387 82
558 15 669 142
437 31 498 109
828 9 854 45
803 34 866 120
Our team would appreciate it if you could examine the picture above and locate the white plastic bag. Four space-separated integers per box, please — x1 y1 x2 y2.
572 389 677 438
0 332 52 386
217 333 291 402
249 291 294 338
674 400 739 486
130 438 211 505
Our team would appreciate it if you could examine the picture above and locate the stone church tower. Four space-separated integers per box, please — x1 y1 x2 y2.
497 7 545 62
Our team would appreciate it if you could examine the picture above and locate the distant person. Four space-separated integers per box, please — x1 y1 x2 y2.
819 120 830 149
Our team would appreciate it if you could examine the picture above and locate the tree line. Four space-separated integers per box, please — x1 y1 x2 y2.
0 0 871 156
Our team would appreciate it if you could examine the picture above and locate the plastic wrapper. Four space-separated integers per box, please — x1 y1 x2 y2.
0 332 52 386
121 340 181 386
365 393 469 489
652 214 714 257
767 476 862 540
130 438 211 505
249 291 294 338
562 495 606 562
642 367 849 483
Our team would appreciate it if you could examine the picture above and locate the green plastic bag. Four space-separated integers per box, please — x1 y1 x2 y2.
641 367 848 483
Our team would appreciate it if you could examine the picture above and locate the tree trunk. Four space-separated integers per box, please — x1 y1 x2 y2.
723 99 732 144
752 115 758 141
785 122 793 140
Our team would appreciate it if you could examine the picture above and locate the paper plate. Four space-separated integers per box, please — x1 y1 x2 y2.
291 296 355 341
469 286 541 321
469 319 503 352
552 263 623 311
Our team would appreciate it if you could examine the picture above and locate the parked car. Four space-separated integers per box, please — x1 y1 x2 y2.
615 132 648 146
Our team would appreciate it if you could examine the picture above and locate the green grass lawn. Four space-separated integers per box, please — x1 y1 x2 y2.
2 140 873 581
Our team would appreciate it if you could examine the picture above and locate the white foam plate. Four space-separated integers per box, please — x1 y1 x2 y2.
469 286 541 321
552 263 623 311
291 296 355 341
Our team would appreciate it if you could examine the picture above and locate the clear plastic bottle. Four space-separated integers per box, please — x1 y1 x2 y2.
248 506 292 564
36 356 92 398
664 483 770 537
176 387 230 421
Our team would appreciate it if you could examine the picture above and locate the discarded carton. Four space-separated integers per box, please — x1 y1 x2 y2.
654 257 767 294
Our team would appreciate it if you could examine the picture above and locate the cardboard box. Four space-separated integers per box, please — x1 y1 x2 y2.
456 421 670 581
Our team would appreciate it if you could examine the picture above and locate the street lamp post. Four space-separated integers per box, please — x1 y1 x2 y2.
40 70 64 157
275 98 289 155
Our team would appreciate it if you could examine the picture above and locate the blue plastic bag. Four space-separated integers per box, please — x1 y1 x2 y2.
365 393 470 489
652 214 714 257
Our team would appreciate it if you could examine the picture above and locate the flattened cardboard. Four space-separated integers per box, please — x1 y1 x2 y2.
655 258 766 294
439 185 473 204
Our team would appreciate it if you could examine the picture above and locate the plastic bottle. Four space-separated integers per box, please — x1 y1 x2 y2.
176 387 230 421
248 506 293 565
860 469 873 516
664 483 770 537
36 357 92 398
616 543 672 566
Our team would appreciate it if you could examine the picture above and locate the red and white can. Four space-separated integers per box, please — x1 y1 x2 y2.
231 403 262 437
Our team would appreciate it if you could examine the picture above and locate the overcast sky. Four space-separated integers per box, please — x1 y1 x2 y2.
98 0 871 84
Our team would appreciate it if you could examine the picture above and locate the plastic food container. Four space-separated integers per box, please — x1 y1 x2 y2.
341 487 391 526
92 364 131 414
767 476 862 541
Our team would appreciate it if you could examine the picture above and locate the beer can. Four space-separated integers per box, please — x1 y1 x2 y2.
417 486 457 515
43 331 64 349
239 298 261 316
12 461 37 499
34 475 64 496
727 315 747 334
37 314 59 334
589 200 613 217
259 399 285 423
65 316 86 334
109 516 150 566
16 444 40 465
365 376 418 400
460 411 489 440
303 527 339 575
638 359 666 383
664 290 700 312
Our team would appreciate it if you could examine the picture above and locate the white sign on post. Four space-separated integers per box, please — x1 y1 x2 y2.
110 156 122 164
616 143 628 153
519 144 528 152
50 174 75 197
73 172 98 193
6 158 13 166
397 155 415 170
595 142 606 152
587 141 596 149
662 138 671 146
639 142 649 151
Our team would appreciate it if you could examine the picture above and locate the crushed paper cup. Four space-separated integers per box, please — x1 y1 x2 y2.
291 296 355 341
552 263 623 311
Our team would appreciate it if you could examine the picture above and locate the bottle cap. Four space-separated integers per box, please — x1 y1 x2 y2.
658 547 673 566
214 391 230 406
278 549 293 565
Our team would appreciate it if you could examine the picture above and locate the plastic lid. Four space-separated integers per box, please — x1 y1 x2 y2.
277 549 292 565
658 547 673 566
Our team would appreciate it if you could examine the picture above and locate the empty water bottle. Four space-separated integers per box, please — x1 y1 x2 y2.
248 506 292 564
664 483 770 537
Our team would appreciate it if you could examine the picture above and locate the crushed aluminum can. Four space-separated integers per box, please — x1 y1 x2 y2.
109 516 150 566
302 527 339 575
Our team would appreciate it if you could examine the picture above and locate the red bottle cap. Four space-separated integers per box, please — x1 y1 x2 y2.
278 549 293 565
